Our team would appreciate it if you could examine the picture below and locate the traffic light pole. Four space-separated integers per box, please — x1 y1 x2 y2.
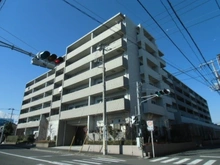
0 40 63 69
136 82 169 158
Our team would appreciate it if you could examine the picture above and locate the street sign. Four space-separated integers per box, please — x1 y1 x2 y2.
147 120 154 131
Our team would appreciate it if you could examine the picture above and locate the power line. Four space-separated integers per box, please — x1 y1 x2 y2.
63 0 215 90
0 26 39 52
167 0 219 90
0 0 6 11
137 0 213 89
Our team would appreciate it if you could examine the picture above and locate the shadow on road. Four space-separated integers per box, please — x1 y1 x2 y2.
0 144 35 150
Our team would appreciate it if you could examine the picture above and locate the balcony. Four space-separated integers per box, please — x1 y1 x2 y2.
66 23 125 60
60 98 129 120
62 76 127 103
63 56 127 88
21 95 52 109
17 120 40 129
19 107 50 119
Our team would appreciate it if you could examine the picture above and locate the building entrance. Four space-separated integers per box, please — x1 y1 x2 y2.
74 126 87 145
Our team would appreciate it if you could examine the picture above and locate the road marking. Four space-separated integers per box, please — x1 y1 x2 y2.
161 158 179 163
200 155 220 159
0 151 68 165
203 160 217 165
63 160 87 165
186 159 203 164
173 158 190 164
72 159 101 165
150 157 169 162
92 157 126 162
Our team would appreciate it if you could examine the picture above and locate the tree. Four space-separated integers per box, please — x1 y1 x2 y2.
4 122 14 137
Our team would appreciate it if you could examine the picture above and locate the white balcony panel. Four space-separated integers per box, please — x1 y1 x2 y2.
30 75 55 90
62 77 126 103
60 98 127 120
64 57 125 88
19 107 50 119
51 100 61 109
50 115 59 121
23 85 53 100
64 68 102 88
21 96 52 109
54 74 63 83
56 62 65 70
53 87 62 96
66 23 124 60
65 38 125 74
17 121 40 129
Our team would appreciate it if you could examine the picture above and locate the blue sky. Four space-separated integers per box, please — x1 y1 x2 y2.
0 0 219 124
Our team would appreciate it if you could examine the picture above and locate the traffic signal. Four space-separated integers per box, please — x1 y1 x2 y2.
131 115 138 125
155 89 170 97
38 51 64 65
32 51 64 69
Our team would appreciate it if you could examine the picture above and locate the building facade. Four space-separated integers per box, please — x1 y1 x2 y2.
16 13 219 145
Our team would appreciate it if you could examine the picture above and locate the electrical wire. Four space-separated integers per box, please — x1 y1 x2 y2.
160 0 215 86
0 0 6 11
161 0 203 65
167 0 219 89
137 0 213 88
0 26 39 52
62 0 215 90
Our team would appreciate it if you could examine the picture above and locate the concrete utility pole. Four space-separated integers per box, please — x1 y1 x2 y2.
97 44 107 155
200 58 220 91
8 108 14 121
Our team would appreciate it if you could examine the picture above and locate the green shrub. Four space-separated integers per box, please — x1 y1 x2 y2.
6 136 18 142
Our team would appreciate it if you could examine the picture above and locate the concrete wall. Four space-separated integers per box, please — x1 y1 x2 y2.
82 142 198 157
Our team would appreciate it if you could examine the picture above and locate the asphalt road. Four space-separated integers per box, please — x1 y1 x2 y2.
0 145 220 165
148 146 220 165
0 145 144 165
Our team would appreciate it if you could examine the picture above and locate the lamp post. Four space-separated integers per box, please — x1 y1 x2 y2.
97 44 107 155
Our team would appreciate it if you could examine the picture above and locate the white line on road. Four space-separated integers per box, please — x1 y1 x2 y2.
72 159 101 165
0 151 68 165
62 160 87 165
186 159 203 164
173 158 190 164
203 160 217 165
92 157 126 162
161 158 179 163
200 155 220 159
150 157 169 162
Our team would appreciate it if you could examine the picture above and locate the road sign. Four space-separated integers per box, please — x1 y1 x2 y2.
147 120 154 131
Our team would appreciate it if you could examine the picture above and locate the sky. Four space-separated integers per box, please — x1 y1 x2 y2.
0 0 219 124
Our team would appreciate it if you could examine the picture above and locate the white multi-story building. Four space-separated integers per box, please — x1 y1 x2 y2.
16 13 217 145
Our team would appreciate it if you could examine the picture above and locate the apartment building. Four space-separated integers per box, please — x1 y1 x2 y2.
16 13 218 145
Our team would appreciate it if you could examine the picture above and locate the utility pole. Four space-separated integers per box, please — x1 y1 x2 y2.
200 59 220 91
8 108 14 121
97 44 107 155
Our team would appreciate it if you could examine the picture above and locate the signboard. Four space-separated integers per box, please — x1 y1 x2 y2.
147 120 154 131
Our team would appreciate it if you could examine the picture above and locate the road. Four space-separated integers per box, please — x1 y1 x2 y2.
0 145 143 165
0 145 220 165
148 146 220 165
